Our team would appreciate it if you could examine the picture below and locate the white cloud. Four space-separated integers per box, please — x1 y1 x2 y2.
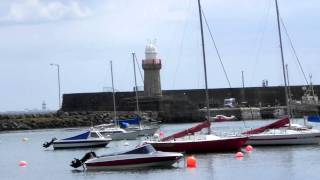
0 0 91 24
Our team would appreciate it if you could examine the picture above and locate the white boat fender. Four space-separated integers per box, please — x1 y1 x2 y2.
70 151 97 169
42 137 57 148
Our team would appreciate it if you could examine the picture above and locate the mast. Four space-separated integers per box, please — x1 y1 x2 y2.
132 52 142 129
197 0 211 133
275 0 291 125
285 64 293 118
110 61 117 127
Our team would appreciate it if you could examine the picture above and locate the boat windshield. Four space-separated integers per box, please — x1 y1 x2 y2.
122 144 156 155
90 132 100 138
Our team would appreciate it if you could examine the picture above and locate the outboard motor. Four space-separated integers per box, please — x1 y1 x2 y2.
42 137 57 148
70 152 97 168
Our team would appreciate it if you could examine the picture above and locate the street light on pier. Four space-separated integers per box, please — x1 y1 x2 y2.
50 63 61 108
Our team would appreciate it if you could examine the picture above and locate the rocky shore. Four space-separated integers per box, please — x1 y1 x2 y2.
0 111 158 131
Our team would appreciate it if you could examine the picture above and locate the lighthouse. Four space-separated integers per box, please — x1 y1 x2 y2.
142 42 162 97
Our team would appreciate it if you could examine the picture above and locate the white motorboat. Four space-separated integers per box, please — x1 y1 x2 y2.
43 129 112 149
70 144 183 170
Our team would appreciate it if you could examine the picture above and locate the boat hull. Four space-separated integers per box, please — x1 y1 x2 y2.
147 136 248 153
85 153 182 170
101 131 139 140
246 131 320 146
135 127 159 136
53 139 110 149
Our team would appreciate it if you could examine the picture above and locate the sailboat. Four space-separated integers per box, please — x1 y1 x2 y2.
144 0 248 153
119 52 160 136
243 0 320 146
95 61 139 140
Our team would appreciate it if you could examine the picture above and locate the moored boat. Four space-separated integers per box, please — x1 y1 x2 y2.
70 144 183 170
43 129 112 149
241 0 320 146
97 126 139 140
243 117 320 145
212 115 237 122
144 120 248 153
143 0 249 153
118 116 160 136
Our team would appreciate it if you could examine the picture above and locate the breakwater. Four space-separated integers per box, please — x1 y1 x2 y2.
62 85 320 122
1 105 318 131
0 111 157 131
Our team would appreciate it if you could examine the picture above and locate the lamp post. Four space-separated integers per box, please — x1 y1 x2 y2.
50 63 61 108
241 70 245 88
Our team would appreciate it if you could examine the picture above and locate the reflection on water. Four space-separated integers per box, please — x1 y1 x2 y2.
1 119 320 180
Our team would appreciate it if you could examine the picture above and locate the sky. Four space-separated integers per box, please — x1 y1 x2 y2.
0 0 319 111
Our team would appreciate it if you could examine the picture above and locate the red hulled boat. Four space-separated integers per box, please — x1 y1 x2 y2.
144 120 248 153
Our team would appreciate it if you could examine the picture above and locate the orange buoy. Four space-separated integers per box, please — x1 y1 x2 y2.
187 156 197 168
245 145 253 152
19 161 28 167
235 152 244 158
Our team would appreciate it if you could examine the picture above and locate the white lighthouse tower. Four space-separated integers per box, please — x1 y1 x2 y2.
142 42 162 97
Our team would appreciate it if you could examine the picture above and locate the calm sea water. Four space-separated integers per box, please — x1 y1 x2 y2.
1 119 320 180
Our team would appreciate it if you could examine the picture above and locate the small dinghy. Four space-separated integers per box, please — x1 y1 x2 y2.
70 144 183 170
43 129 112 149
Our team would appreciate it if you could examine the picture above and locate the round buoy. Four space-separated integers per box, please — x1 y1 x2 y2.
245 145 253 152
236 156 243 160
124 142 129 146
22 138 29 142
187 156 197 168
159 131 164 137
235 152 244 158
153 133 160 138
19 161 28 167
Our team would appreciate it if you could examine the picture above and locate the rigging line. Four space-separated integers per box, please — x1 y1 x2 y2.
172 0 192 89
249 0 272 86
280 17 309 85
134 54 144 83
201 8 232 88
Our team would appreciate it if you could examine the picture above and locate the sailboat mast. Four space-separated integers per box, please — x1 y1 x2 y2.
197 0 211 131
275 0 291 124
285 64 293 118
132 52 142 129
110 61 117 127
132 52 140 115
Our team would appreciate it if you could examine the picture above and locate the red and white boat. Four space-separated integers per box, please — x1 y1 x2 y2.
144 120 248 153
212 115 237 122
241 0 320 146
243 117 320 145
70 144 183 170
